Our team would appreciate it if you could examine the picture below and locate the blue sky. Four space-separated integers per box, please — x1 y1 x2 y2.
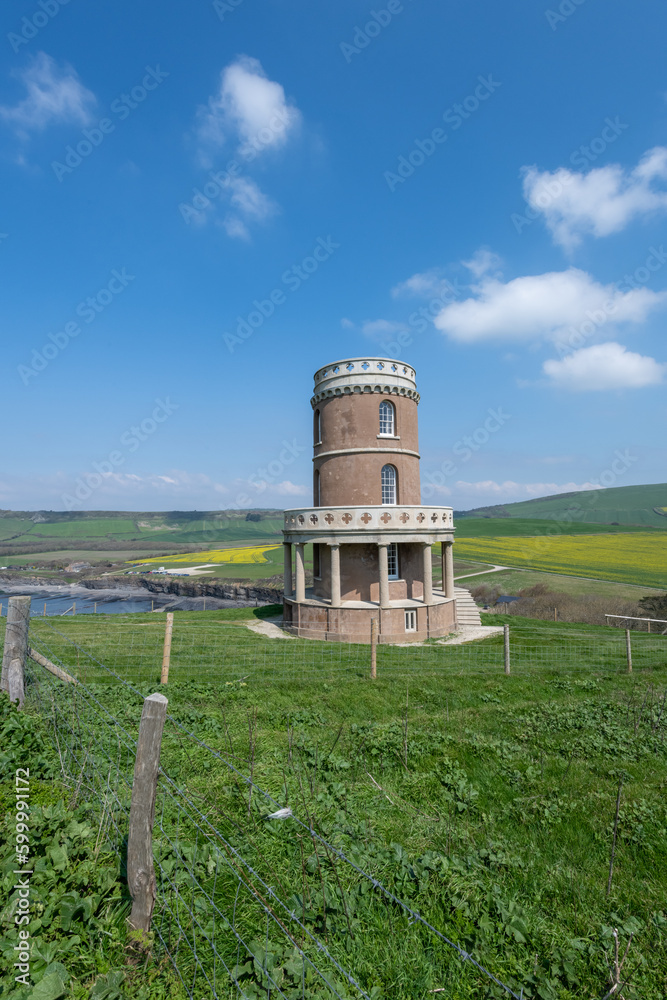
1 0 666 512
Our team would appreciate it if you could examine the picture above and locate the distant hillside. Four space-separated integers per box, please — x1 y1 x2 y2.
458 483 667 529
0 509 284 564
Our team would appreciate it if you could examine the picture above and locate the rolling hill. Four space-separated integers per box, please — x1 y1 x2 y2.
457 482 667 529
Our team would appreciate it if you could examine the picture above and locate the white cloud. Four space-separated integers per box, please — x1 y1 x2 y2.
340 317 355 329
543 341 666 391
193 56 299 238
361 318 409 339
217 176 277 240
0 467 311 510
424 480 599 507
455 480 597 497
433 266 666 344
522 146 667 248
0 52 96 134
221 214 250 241
392 267 461 300
196 55 300 159
229 175 275 220
462 248 503 279
272 481 308 496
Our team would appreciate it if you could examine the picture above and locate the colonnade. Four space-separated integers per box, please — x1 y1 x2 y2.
283 539 455 606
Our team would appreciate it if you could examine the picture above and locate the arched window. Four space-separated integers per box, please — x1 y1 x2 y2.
381 464 397 505
314 409 321 444
379 400 395 436
314 468 321 506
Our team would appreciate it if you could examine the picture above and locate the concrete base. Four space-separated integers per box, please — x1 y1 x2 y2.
283 590 456 643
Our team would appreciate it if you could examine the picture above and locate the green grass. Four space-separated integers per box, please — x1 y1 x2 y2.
26 517 140 538
1 549 169 565
15 610 667 999
462 482 667 529
452 564 666 599
0 511 285 560
455 517 661 537
0 516 36 540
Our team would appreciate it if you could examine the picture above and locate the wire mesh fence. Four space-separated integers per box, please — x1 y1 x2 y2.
15 611 667 998
20 615 566 999
23 612 667 690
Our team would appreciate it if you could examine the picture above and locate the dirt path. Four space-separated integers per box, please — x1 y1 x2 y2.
436 625 504 644
454 565 508 580
244 618 292 639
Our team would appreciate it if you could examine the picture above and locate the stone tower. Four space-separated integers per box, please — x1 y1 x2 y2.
282 358 457 642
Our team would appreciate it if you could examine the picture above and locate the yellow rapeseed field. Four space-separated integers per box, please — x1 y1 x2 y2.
132 545 281 566
455 532 667 588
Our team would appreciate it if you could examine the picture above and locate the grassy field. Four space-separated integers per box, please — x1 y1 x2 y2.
0 510 284 552
462 482 667 528
1 549 172 566
452 564 666 600
455 517 661 537
455 532 667 589
9 609 666 999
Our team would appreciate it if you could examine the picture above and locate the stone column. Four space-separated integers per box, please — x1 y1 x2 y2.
442 540 454 598
283 542 293 597
422 543 433 605
378 542 389 608
330 543 341 607
295 543 306 602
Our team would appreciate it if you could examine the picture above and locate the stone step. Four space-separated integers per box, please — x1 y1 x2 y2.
454 587 483 627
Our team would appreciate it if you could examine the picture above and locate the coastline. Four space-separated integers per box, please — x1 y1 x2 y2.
0 575 283 611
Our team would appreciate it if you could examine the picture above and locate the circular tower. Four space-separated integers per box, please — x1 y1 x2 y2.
283 357 458 643
311 359 421 507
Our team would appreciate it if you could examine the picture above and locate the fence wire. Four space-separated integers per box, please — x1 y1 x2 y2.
20 616 598 999
21 613 667 692
18 612 667 998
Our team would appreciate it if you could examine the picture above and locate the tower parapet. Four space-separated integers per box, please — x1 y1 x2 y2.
311 358 419 405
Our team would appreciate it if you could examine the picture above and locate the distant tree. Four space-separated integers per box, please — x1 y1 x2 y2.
245 512 262 522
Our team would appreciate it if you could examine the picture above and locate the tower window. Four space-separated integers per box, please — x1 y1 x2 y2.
314 468 321 506
314 409 321 444
379 400 395 436
387 542 399 580
381 464 397 504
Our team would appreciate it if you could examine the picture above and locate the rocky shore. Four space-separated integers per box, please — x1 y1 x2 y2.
0 574 283 611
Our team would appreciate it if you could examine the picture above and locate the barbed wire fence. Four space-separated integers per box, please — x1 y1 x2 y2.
6 607 667 998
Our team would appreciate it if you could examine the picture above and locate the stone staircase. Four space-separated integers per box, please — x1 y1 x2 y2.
454 587 483 626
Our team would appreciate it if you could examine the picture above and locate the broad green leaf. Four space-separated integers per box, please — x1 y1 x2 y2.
27 972 67 1000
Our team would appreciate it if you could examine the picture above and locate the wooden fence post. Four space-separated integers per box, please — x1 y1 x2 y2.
161 613 174 684
504 624 511 676
625 629 632 674
370 617 378 680
1 596 31 708
127 692 168 937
